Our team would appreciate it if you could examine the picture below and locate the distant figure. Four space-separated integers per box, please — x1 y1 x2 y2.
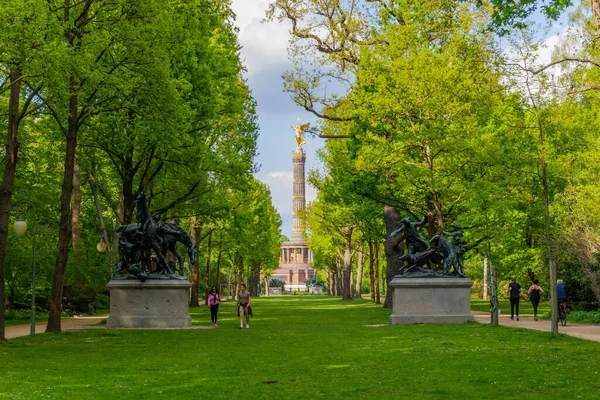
291 116 310 148
507 278 522 321
557 279 568 306
528 280 544 321
208 286 220 328
236 283 252 329
61 295 80 317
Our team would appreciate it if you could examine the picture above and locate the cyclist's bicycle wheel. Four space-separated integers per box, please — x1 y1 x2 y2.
559 303 567 326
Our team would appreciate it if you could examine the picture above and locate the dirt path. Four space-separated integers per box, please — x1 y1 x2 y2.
5 315 108 340
473 311 600 342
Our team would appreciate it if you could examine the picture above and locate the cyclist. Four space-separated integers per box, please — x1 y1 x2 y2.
557 279 568 314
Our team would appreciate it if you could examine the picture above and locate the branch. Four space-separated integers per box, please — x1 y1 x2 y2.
530 57 600 75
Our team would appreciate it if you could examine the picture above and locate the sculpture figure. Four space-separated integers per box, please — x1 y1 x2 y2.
429 234 462 276
291 116 310 148
443 222 465 275
389 214 430 255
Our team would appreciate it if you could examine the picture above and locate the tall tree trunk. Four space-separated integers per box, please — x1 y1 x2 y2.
215 234 222 289
331 268 336 296
249 261 260 296
0 67 22 341
368 240 375 301
203 230 212 305
326 269 331 295
383 206 404 309
189 218 202 307
71 147 81 253
375 242 381 304
47 79 78 333
592 0 600 47
341 226 353 300
122 151 135 224
354 244 364 298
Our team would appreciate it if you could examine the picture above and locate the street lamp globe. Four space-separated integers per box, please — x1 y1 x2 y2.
97 239 107 253
14 218 27 236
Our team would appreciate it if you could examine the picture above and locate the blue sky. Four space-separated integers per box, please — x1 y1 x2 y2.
231 0 319 238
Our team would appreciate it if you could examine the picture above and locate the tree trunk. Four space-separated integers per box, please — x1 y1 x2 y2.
326 269 331 295
368 241 375 301
383 206 404 308
122 151 135 224
249 261 260 296
189 218 202 307
47 81 78 333
342 226 353 300
215 234 222 289
354 244 364 298
483 256 488 300
71 146 82 258
203 230 212 305
592 0 600 47
375 242 381 304
0 67 22 341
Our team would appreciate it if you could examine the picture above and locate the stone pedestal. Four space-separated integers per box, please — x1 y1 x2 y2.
268 288 282 296
389 276 474 325
106 279 192 329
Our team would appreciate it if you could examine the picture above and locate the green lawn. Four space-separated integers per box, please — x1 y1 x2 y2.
2 296 599 399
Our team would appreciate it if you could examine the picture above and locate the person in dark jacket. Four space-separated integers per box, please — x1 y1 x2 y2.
557 279 568 305
528 280 544 321
207 286 220 328
508 278 522 321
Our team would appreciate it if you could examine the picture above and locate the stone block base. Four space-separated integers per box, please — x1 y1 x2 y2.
389 276 474 325
106 279 192 329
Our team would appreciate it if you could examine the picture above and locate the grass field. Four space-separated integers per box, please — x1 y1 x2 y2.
2 296 600 399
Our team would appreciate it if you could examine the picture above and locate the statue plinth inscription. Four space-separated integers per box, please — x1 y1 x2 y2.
389 276 474 325
106 279 192 329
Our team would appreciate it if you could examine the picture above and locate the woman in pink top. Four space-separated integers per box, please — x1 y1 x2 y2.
208 286 220 327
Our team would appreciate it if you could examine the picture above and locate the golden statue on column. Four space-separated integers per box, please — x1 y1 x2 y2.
291 116 310 148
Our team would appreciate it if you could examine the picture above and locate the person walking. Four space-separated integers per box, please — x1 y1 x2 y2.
208 286 220 328
528 280 544 321
508 278 522 321
236 283 251 329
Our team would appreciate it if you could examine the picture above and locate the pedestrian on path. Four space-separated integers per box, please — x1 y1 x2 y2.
208 286 220 328
236 283 251 329
508 278 522 321
528 279 544 321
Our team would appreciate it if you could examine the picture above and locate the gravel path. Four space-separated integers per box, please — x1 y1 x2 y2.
5 315 108 339
472 311 600 342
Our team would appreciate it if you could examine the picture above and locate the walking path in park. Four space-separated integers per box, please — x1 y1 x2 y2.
6 311 600 343
5 314 108 340
472 311 600 342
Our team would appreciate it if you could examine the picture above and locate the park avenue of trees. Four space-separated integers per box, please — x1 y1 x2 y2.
0 1 281 340
3 0 600 341
267 0 600 334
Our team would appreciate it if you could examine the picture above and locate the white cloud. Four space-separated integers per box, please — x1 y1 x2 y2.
268 171 293 179
231 0 291 76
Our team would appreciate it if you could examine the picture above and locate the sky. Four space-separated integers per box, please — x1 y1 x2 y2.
231 0 319 239
230 0 574 238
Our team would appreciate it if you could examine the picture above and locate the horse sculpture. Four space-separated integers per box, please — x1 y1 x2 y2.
157 221 197 274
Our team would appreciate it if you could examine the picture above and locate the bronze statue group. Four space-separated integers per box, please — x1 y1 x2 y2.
112 192 196 281
389 214 467 277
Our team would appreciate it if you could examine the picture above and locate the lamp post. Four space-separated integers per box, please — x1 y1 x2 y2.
13 200 37 337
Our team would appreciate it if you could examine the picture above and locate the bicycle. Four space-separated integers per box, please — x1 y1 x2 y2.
558 301 568 326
